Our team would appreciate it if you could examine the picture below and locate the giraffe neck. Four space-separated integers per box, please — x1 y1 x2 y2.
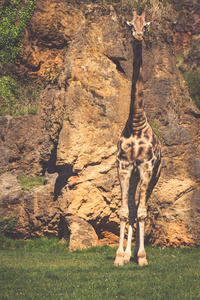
128 41 147 132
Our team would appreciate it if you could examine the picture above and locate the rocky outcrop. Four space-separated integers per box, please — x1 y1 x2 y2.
0 172 23 206
15 0 84 81
1 1 200 248
0 171 98 249
66 215 99 251
0 115 44 176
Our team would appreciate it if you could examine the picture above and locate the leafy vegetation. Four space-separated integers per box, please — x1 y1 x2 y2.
0 0 36 63
19 176 44 191
0 215 19 236
0 237 199 299
176 50 200 110
182 69 200 109
150 121 162 142
0 0 41 116
0 73 41 116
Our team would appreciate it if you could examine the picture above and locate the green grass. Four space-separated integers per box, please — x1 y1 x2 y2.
0 237 199 300
19 176 44 191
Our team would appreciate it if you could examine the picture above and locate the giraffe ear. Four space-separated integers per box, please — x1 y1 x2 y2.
133 10 137 19
141 11 146 18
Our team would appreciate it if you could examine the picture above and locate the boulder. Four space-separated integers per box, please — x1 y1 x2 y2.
65 214 99 251
23 172 59 236
0 172 23 206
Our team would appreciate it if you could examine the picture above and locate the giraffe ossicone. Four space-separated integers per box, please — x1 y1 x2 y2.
114 11 161 267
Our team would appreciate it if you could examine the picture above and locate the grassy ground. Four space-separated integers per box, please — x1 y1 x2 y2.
0 237 199 300
18 176 44 191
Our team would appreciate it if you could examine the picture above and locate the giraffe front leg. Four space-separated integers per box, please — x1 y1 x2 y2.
114 200 129 266
124 174 139 263
114 164 132 266
123 222 133 263
115 210 133 266
137 219 148 266
134 218 148 266
135 174 150 266
114 220 126 266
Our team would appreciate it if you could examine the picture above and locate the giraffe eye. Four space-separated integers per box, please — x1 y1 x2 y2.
127 21 135 31
130 24 136 32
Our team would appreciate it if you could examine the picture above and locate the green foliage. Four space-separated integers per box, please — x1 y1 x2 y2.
150 121 162 142
0 74 41 116
19 176 44 191
183 69 200 109
0 215 19 236
0 1 40 116
0 239 199 299
0 0 36 63
0 75 20 115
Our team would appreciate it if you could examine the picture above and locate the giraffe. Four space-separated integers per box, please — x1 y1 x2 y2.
114 11 161 267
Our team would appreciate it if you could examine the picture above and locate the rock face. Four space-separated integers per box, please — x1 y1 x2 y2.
15 0 84 81
0 115 43 175
173 1 200 57
1 1 200 248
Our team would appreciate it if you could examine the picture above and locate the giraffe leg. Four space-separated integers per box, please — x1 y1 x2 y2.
123 217 133 263
135 169 151 266
114 164 132 266
123 174 139 263
137 219 148 266
134 218 148 266
114 220 126 266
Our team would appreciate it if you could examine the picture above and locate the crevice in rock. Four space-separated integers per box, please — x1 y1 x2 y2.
90 89 104 99
89 217 119 240
174 186 194 201
106 56 126 74
58 215 70 240
41 143 57 175
85 161 102 167
54 164 77 201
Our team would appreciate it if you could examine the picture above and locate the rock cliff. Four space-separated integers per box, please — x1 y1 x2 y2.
0 1 200 248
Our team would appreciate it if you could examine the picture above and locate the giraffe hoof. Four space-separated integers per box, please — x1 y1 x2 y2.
137 250 148 266
123 252 131 263
138 257 148 266
114 255 124 266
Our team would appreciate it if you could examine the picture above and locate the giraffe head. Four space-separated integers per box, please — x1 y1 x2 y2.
127 11 150 41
